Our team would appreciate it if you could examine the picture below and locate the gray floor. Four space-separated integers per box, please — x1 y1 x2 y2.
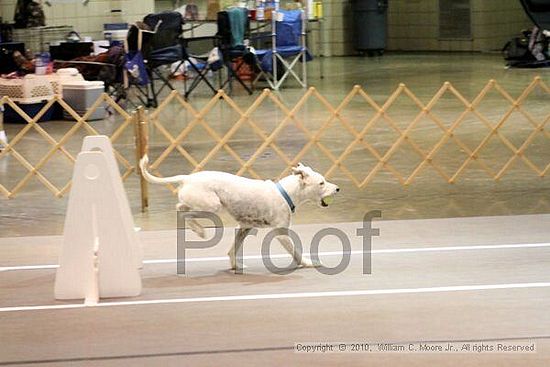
1 53 550 366
1 215 550 366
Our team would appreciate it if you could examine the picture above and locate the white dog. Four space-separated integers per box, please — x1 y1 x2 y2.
139 155 339 270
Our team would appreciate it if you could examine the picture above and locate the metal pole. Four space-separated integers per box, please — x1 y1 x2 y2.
0 105 7 150
272 6 278 90
302 7 307 87
318 5 325 79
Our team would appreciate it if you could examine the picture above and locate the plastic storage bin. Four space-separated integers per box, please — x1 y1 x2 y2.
62 81 106 121
104 23 129 31
0 74 55 103
102 21 129 45
4 100 57 123
0 73 66 123
51 68 85 95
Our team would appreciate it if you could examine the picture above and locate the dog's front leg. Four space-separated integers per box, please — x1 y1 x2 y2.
229 227 253 272
276 232 314 268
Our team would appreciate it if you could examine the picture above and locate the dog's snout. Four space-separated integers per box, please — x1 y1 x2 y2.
336 187 340 193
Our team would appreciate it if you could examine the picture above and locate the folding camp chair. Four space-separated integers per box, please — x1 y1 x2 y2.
216 7 254 95
181 35 222 99
128 11 217 107
254 9 312 90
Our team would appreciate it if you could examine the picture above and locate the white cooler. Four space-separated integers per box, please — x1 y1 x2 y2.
62 81 106 121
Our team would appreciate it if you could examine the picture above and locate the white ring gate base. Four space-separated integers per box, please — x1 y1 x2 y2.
54 136 142 302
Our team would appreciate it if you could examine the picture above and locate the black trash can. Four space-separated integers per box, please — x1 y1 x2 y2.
352 0 388 55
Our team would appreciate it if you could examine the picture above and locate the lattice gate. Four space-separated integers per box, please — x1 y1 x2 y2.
140 77 550 199
1 77 549 211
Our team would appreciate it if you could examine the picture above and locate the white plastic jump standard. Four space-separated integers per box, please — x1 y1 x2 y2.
54 136 141 301
80 135 143 267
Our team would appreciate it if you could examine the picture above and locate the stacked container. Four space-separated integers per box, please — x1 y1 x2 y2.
62 81 106 121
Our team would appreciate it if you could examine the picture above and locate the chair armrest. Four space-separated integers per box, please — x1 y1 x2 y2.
53 60 116 68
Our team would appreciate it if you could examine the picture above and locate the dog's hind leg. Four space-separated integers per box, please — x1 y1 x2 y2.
177 206 207 238
228 227 253 272
177 189 222 239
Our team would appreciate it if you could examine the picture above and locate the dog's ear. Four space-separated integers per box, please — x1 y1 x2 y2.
291 164 307 179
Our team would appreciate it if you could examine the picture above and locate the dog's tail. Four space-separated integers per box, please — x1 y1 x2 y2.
139 154 187 185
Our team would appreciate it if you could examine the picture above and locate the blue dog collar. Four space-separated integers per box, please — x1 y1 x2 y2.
275 182 295 213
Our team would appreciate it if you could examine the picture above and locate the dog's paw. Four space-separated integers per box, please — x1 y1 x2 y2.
299 257 321 268
229 262 248 271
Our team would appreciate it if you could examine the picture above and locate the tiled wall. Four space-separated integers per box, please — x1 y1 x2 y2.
0 0 533 54
0 0 154 40
316 0 350 56
471 1 533 51
321 0 532 55
386 0 531 51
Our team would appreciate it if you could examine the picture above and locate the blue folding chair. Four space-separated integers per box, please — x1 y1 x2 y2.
254 9 313 90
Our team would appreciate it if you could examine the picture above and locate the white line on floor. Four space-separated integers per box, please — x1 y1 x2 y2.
1 282 550 313
1 242 549 272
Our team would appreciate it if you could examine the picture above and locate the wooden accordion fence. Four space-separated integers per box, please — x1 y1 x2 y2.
0 94 135 198
1 77 549 206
